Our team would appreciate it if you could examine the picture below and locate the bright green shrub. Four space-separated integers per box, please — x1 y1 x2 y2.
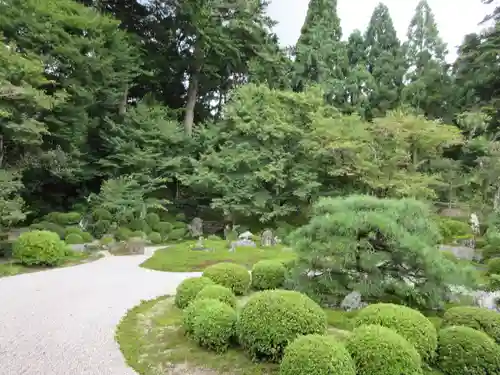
195 285 237 308
81 232 93 243
436 326 500 375
438 217 472 243
354 303 437 362
175 276 215 309
488 274 500 291
44 212 81 225
147 231 162 244
280 334 356 375
251 260 286 290
442 306 500 343
168 228 186 241
115 227 132 241
145 213 160 228
203 263 251 295
191 300 237 352
182 297 216 335
13 230 68 266
92 208 112 221
346 324 422 375
487 257 500 275
237 290 327 362
64 226 84 238
65 233 84 244
154 221 172 235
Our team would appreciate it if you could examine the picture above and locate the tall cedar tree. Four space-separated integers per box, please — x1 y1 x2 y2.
364 3 406 120
293 0 348 108
403 0 452 120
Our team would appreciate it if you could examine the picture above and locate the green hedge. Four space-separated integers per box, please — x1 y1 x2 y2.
251 260 286 290
195 285 237 308
203 263 251 295
442 306 500 344
174 276 215 309
13 230 67 266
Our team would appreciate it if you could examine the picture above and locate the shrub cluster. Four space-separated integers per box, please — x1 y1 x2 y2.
195 284 237 308
346 324 422 375
203 263 250 295
147 231 162 244
442 306 500 344
280 334 355 375
487 257 500 275
354 303 437 361
251 260 286 290
237 290 327 362
174 276 215 309
65 233 84 245
13 230 68 266
436 326 500 375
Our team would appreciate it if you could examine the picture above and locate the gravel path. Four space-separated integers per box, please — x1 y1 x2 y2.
0 247 201 375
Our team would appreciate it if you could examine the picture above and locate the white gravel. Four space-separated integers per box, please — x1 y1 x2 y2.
0 247 201 375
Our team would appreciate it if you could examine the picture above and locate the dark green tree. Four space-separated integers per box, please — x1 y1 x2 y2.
364 3 406 119
293 0 348 108
403 0 452 120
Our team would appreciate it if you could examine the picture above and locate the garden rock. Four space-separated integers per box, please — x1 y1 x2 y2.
229 239 256 252
188 217 203 237
439 244 476 261
192 236 209 251
340 291 366 312
260 229 274 247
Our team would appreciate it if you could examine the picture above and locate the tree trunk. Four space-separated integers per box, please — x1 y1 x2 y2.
183 73 198 136
118 83 128 116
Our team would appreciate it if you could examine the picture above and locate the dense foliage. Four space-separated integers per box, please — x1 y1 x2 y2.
202 263 251 295
13 230 68 266
290 195 473 310
195 285 237 308
0 0 498 231
237 290 327 362
442 306 500 343
251 260 286 290
279 334 356 375
354 303 437 362
346 324 423 375
174 276 214 309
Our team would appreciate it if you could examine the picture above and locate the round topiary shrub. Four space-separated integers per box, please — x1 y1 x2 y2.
280 334 356 375
131 230 145 239
175 276 215 309
182 297 216 335
154 221 172 235
251 260 286 290
92 208 113 221
488 257 500 275
207 234 222 241
91 219 111 239
436 326 500 375
354 303 437 362
191 299 237 352
115 227 132 241
13 230 68 266
147 231 162 244
203 263 251 295
237 290 327 362
40 222 65 238
145 212 160 227
346 324 422 375
65 233 84 245
64 226 84 238
195 284 237 308
81 231 93 243
442 306 500 343
168 228 186 241
129 219 147 232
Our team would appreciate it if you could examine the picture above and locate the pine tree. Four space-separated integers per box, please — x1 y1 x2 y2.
403 0 451 120
364 3 406 119
294 0 348 107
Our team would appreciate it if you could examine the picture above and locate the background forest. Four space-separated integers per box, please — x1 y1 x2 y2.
2 0 500 230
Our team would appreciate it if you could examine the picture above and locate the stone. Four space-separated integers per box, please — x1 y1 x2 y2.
111 238 146 255
192 236 208 251
188 217 203 237
229 239 256 252
340 291 365 312
261 229 274 247
470 213 480 235
238 231 253 240
439 245 476 261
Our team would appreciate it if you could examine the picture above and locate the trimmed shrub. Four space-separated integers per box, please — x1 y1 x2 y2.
191 300 237 352
64 226 84 238
175 276 215 309
13 230 67 266
203 263 251 295
92 208 112 221
32 222 65 238
131 230 145 239
81 232 93 243
438 217 472 243
354 303 437 362
237 290 327 362
129 219 148 232
65 233 84 244
489 274 500 291
115 227 132 241
154 221 172 235
91 219 111 239
44 211 81 225
182 297 217 335
251 260 286 290
487 257 500 275
195 285 237 308
280 334 356 375
436 326 500 375
346 324 422 375
145 213 160 228
147 231 162 244
207 234 222 241
168 228 186 241
442 306 500 343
